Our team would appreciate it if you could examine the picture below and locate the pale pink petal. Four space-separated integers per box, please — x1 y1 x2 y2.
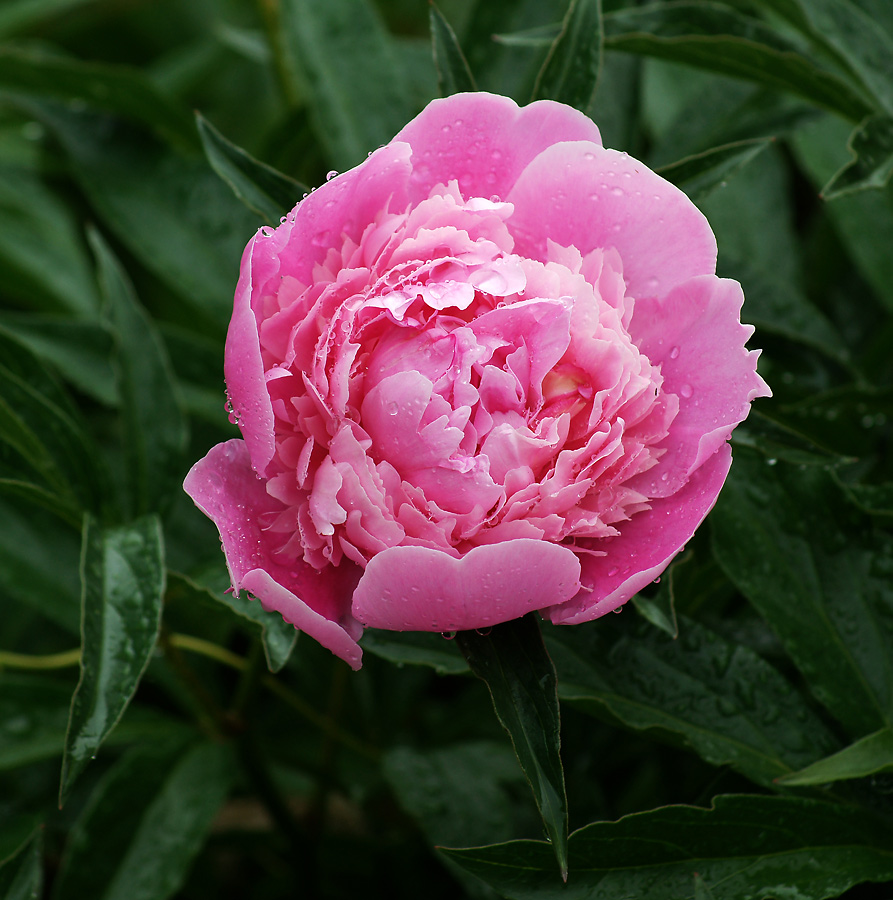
507 143 718 299
352 539 582 631
393 92 602 203
546 444 733 624
183 440 363 668
628 276 771 498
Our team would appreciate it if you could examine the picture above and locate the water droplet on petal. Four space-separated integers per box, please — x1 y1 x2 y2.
607 566 619 576
680 383 693 398
326 169 339 181
669 346 680 360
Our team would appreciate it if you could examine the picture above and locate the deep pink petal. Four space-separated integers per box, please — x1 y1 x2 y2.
183 440 363 668
393 92 602 203
546 445 733 624
352 539 581 631
629 276 771 498
507 143 717 299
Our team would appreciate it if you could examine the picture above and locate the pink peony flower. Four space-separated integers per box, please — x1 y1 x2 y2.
185 92 770 670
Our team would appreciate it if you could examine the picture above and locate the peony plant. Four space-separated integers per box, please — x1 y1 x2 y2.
185 92 769 670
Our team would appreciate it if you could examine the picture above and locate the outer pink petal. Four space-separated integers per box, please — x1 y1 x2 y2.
546 444 733 624
183 439 364 669
629 276 771 499
393 92 602 204
507 143 717 300
351 539 581 631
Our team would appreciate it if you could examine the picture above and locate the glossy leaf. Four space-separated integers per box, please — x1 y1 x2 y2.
532 0 602 111
712 451 893 737
90 230 187 518
822 114 893 198
0 46 196 150
455 615 568 879
55 740 233 900
167 571 297 673
777 727 893 786
361 629 470 675
61 515 165 802
429 4 477 96
0 828 41 900
442 795 893 899
657 138 771 201
196 113 306 224
545 614 837 788
279 0 415 169
602 2 873 121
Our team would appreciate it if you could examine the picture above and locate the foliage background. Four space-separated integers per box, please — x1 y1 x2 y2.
1 0 892 897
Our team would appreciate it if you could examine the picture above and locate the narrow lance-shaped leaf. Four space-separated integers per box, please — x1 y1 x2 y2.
711 450 893 737
442 795 893 900
822 113 893 199
656 138 772 201
90 229 187 519
60 514 165 803
0 828 42 900
429 3 477 96
532 0 603 111
196 113 306 224
455 615 568 880
776 726 893 786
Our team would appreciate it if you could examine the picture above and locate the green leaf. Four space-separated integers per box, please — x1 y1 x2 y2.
90 230 188 518
360 629 469 675
21 101 260 332
0 0 97 38
54 740 233 900
532 0 602 111
711 451 893 737
278 0 415 169
0 165 99 315
731 409 850 466
167 571 297 674
455 615 568 879
0 46 197 150
196 113 306 225
429 4 477 96
61 515 165 802
822 114 893 198
442 794 893 899
841 480 893 516
546 614 837 788
657 137 772 201
0 818 41 869
777 727 893 786
602 2 873 122
0 828 41 900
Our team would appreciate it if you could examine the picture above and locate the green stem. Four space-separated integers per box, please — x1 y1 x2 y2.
0 648 81 670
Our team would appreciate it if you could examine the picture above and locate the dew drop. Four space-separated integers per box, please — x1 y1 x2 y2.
607 566 619 576
387 401 399 416
611 187 624 197
669 345 680 360
326 169 339 181
612 607 623 614
441 631 457 640
612 223 621 233
767 457 778 466
679 383 693 398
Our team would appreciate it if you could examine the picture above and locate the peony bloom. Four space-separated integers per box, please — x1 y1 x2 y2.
185 92 769 669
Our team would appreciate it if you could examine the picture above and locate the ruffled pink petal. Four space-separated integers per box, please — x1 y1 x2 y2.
183 439 363 668
628 276 771 498
351 538 581 631
393 92 602 204
545 444 733 624
507 143 718 300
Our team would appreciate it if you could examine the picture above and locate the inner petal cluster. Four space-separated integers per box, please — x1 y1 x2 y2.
246 182 677 571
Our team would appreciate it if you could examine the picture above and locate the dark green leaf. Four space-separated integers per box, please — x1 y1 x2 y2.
532 0 602 111
712 451 893 737
0 828 41 900
777 727 893 786
90 230 187 518
0 46 197 150
657 137 771 200
822 114 893 198
546 614 837 788
0 817 41 868
167 571 297 674
0 166 99 315
279 0 415 169
455 615 568 879
840 480 893 516
21 101 259 332
196 113 306 224
0 0 101 38
55 740 233 900
442 795 893 899
429 4 477 96
61 515 165 802
731 409 850 466
603 2 873 122
361 629 469 675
